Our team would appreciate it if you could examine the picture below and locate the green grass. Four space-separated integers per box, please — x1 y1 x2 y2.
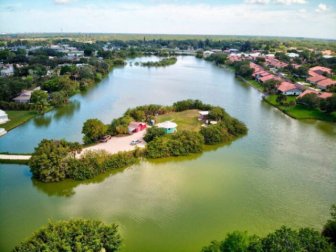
1 110 37 131
156 109 202 132
236 76 265 92
264 95 336 122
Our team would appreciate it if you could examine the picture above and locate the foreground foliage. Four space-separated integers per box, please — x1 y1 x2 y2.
13 219 121 252
202 205 336 252
29 139 139 182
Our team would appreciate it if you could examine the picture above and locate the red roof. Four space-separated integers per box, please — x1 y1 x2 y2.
277 82 298 92
259 74 276 83
309 66 332 76
298 89 333 99
316 78 336 88
307 75 327 84
297 89 318 98
319 92 333 99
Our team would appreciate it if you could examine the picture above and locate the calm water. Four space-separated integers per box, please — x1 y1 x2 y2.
0 56 335 251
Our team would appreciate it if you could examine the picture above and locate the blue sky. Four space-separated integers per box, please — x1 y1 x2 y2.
0 0 335 39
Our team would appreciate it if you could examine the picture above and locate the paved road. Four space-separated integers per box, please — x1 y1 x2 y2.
0 154 32 160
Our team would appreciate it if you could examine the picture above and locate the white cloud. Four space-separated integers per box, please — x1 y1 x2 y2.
246 0 306 4
0 3 335 39
245 0 270 4
274 0 307 4
54 0 71 4
315 3 328 12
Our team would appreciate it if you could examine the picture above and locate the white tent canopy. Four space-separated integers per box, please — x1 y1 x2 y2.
0 110 9 124
157 121 177 129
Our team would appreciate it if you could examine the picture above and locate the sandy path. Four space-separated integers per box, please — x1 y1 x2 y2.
79 130 147 157
0 154 31 160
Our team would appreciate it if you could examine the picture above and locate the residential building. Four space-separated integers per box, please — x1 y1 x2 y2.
277 82 302 95
157 121 177 134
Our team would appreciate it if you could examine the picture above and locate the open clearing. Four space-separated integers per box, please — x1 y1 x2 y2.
156 109 201 132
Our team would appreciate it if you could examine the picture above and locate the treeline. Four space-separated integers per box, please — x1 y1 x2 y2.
141 57 177 67
297 93 336 113
202 204 336 252
13 219 121 252
29 139 141 182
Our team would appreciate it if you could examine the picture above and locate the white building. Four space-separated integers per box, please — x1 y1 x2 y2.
1 64 14 77
0 110 9 124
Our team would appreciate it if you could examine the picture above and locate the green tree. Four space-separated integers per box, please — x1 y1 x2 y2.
13 219 121 252
30 90 49 113
297 93 320 109
322 204 336 246
82 118 107 144
29 139 72 182
49 91 68 107
143 127 166 143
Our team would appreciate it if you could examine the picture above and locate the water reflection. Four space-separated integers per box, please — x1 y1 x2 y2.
53 101 81 121
33 115 52 127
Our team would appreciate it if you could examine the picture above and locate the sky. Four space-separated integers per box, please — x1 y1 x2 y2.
0 0 335 39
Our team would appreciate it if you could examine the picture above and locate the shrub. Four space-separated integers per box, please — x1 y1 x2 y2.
173 99 212 112
200 125 230 145
143 127 166 143
13 219 121 252
146 131 204 158
109 115 133 135
29 139 73 182
82 118 107 144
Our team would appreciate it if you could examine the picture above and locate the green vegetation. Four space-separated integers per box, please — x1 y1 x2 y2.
1 110 37 131
29 100 247 183
322 204 336 246
13 219 121 252
156 109 201 132
264 95 336 122
82 118 107 144
141 57 177 67
202 205 336 251
146 130 204 158
29 139 139 182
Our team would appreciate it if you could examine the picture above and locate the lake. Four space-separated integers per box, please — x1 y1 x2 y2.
0 56 335 251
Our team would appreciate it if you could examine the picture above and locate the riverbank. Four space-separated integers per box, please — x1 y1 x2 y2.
263 95 336 122
234 73 335 122
1 110 38 132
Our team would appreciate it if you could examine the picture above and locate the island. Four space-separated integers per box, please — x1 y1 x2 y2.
140 56 177 67
29 99 247 182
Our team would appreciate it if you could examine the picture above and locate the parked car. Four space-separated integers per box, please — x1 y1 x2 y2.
100 135 112 143
130 139 142 145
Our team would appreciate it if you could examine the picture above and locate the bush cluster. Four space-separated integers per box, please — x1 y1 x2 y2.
0 101 39 111
29 139 139 182
141 57 177 67
13 219 121 252
202 226 334 252
146 130 204 158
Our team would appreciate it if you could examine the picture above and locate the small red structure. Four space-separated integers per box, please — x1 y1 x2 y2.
128 122 147 134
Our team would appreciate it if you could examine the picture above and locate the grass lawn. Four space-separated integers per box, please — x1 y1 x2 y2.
236 76 265 92
1 110 37 131
156 109 202 132
264 95 336 122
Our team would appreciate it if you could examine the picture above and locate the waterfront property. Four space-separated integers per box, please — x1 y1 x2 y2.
0 110 9 124
277 82 302 96
156 121 177 134
128 122 147 134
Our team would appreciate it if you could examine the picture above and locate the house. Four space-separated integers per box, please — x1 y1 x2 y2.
1 64 14 77
308 66 332 77
316 78 336 90
128 122 147 134
199 111 209 120
0 110 9 124
0 128 7 137
13 87 41 103
277 82 302 95
157 121 177 134
259 74 282 83
297 89 333 99
203 51 214 58
307 75 326 85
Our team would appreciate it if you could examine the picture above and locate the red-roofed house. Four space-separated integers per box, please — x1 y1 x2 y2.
308 66 332 76
316 78 336 90
277 82 302 95
307 75 327 85
319 92 333 99
128 122 147 134
297 89 333 99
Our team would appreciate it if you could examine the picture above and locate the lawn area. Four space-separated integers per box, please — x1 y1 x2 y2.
264 95 336 122
1 110 37 131
236 76 265 92
156 109 202 132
